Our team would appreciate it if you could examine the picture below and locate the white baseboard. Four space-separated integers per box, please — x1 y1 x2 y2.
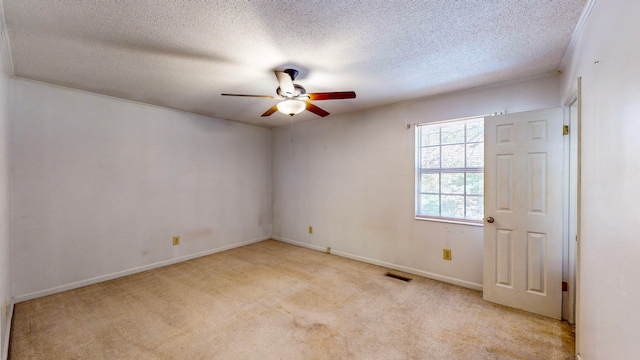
272 236 483 291
14 236 270 303
2 297 13 360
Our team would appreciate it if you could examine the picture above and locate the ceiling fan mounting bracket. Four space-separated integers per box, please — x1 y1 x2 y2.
283 68 299 81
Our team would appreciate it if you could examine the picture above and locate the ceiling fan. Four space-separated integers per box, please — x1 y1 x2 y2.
222 69 356 117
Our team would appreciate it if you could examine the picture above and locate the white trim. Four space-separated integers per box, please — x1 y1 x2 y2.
559 0 596 71
563 89 578 109
14 236 270 303
2 298 13 360
561 103 571 323
415 115 489 127
0 0 14 76
574 77 583 355
414 216 483 227
1 3 13 357
272 236 483 291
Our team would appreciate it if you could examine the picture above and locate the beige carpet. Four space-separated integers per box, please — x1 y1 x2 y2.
9 240 574 359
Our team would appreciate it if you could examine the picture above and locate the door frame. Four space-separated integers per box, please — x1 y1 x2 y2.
562 77 582 351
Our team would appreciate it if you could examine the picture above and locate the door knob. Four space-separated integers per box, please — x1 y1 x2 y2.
486 217 495 223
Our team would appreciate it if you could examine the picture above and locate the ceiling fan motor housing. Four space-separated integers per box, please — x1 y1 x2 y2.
277 84 306 98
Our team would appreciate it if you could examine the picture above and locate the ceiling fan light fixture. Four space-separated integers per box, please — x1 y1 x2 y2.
277 99 306 116
222 69 354 118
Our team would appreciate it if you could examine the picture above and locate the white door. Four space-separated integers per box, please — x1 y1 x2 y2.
483 107 564 319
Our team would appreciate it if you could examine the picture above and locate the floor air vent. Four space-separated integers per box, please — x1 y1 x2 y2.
385 272 412 282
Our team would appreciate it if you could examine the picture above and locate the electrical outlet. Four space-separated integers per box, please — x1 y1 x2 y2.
326 247 331 254
308 226 313 234
172 236 180 246
443 249 452 261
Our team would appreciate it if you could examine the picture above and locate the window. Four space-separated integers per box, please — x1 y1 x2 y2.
416 117 484 224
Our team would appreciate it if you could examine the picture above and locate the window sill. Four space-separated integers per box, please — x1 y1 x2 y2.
414 216 484 227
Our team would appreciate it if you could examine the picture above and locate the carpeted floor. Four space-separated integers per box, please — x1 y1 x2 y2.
9 240 575 359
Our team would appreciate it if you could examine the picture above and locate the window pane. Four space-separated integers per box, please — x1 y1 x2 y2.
441 123 465 144
466 196 484 220
421 173 439 193
466 172 484 195
466 143 484 167
441 172 464 194
421 127 440 146
466 121 484 143
421 147 440 168
441 195 464 218
441 145 465 168
420 194 440 216
416 118 484 222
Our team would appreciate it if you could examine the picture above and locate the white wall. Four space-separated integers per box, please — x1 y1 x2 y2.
272 74 560 289
560 1 640 358
10 79 271 299
0 16 11 360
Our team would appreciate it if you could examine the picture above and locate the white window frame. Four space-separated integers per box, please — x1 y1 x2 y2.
415 116 485 226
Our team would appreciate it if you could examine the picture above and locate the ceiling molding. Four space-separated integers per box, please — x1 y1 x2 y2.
560 0 597 71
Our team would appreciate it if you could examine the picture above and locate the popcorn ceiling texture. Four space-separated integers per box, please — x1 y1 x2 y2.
3 0 585 127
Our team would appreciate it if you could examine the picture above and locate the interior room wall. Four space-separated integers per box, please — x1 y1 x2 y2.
0 17 12 360
10 79 272 300
272 74 560 289
560 0 640 358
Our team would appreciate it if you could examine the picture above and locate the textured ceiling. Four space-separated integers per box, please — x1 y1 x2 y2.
3 0 586 128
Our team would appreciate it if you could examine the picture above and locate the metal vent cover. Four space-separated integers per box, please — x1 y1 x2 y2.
384 272 412 282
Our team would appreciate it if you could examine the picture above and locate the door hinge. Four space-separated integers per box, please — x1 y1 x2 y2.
562 281 568 292
563 125 570 135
